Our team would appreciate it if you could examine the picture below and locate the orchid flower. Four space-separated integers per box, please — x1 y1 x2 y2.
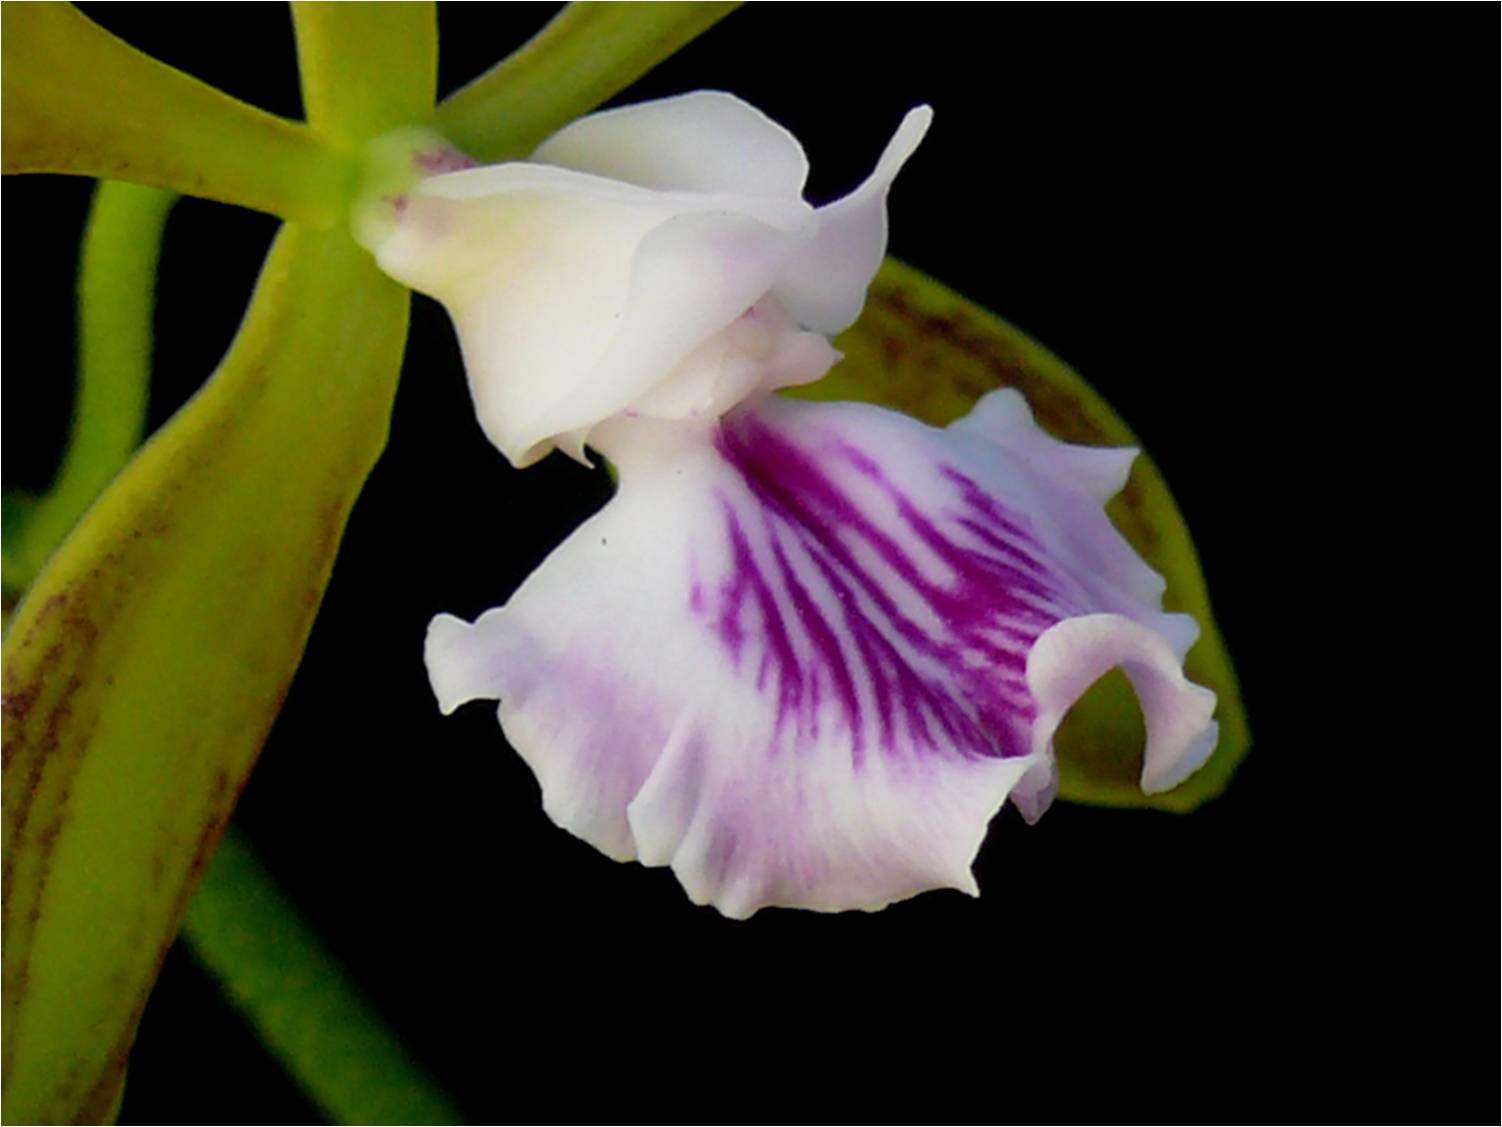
355 92 1219 918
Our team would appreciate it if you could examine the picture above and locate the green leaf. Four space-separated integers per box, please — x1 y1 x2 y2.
1 3 350 225
806 258 1250 812
3 182 177 597
182 828 461 1125
0 223 409 1123
437 1 741 160
292 1 438 144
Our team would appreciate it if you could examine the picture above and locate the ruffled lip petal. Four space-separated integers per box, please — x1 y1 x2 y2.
426 612 509 715
1009 758 1060 825
428 395 1055 914
950 387 1138 504
625 733 1036 918
1027 613 1219 794
427 389 1217 916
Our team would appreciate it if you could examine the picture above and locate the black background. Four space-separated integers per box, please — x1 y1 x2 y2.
3 4 1491 1123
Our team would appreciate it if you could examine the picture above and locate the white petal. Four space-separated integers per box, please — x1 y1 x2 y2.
368 163 814 466
358 98 935 467
624 297 841 423
950 387 1138 504
427 608 668 862
427 612 514 715
514 209 816 452
949 389 1173 617
1027 614 1219 794
532 91 810 199
428 390 1216 916
1009 759 1059 825
774 106 934 334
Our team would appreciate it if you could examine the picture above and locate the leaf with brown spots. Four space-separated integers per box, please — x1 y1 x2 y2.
0 222 409 1123
796 257 1250 811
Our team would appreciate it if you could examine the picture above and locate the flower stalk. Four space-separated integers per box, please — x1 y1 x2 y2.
3 182 177 596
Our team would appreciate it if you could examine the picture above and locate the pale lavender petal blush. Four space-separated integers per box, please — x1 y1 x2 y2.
427 391 1217 917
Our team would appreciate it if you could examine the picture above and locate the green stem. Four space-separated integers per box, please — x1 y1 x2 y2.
182 829 462 1126
436 1 741 160
4 183 176 594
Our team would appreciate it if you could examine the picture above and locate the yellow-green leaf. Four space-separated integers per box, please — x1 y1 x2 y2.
1 3 349 225
292 1 438 145
805 258 1250 811
0 223 408 1123
437 1 741 160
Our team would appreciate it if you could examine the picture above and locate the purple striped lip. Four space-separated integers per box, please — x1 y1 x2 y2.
701 408 1069 768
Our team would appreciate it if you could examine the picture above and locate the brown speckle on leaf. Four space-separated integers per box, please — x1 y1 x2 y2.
869 281 1114 446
